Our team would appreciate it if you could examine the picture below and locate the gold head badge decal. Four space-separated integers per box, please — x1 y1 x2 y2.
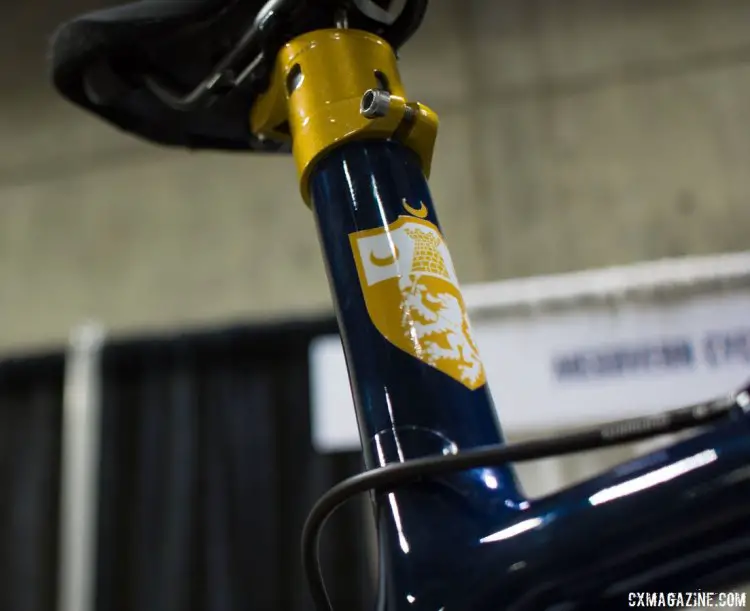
349 200 487 390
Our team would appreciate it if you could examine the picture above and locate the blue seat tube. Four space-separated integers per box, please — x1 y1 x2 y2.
309 139 523 503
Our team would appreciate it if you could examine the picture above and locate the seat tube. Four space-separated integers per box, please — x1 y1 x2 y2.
252 29 523 503
310 142 514 467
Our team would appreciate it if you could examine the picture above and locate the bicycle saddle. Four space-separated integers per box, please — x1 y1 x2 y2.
49 0 428 152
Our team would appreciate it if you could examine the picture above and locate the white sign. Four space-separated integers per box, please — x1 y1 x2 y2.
310 258 750 453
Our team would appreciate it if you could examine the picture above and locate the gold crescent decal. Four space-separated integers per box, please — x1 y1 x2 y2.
402 199 429 219
369 246 399 267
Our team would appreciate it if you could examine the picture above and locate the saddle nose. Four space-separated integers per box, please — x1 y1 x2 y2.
49 0 285 151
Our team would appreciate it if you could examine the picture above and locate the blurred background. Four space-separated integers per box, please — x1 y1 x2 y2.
1 1 749 610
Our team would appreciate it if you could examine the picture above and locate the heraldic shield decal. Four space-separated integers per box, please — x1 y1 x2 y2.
349 200 487 390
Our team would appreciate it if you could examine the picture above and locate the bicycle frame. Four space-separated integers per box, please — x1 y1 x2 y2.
255 27 750 611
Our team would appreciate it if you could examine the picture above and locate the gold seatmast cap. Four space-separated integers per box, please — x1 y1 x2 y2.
251 29 439 206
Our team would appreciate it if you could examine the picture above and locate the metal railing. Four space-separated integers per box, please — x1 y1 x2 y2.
57 323 105 611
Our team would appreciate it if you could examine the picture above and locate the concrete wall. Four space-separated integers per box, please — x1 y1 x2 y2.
2 0 750 352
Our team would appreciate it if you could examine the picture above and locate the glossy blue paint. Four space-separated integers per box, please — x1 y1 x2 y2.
309 140 524 502
372 408 750 611
308 140 750 610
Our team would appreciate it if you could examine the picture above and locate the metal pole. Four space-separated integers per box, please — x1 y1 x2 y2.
57 323 106 611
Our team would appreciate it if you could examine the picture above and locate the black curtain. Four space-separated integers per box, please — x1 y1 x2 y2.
94 318 374 611
0 353 64 611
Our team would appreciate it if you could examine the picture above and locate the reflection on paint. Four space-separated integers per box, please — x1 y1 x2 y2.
482 469 499 490
373 433 410 554
384 390 405 462
388 492 410 554
589 449 718 506
342 160 356 207
480 517 544 544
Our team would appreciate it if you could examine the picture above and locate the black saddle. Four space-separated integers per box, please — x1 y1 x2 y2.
49 0 428 152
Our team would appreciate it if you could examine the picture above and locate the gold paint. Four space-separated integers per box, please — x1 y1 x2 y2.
370 247 400 267
402 199 428 218
251 29 438 205
349 212 486 390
